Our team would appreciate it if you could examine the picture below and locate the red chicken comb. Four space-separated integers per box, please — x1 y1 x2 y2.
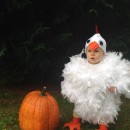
95 25 99 34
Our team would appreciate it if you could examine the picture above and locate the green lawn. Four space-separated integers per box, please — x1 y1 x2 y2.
0 86 130 130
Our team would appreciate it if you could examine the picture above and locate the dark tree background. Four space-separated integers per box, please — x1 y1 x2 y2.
0 0 130 86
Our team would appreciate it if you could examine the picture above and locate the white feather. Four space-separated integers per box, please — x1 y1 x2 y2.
61 52 130 124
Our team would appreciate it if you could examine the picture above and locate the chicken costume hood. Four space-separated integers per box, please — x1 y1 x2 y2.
85 33 106 53
61 31 130 125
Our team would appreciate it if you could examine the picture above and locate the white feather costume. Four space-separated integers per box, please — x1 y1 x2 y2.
61 52 130 125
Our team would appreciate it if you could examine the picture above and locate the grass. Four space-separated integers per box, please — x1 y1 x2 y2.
0 86 130 130
0 90 21 130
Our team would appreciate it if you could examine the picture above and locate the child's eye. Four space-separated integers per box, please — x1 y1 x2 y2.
87 50 91 52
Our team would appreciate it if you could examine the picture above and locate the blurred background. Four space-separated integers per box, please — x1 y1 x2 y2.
0 0 130 87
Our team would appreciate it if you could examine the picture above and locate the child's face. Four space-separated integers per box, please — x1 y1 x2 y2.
86 47 104 64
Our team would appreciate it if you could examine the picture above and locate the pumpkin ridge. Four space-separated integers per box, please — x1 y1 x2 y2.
47 94 60 130
39 98 42 130
40 96 50 129
45 96 50 130
33 95 41 130
47 96 52 130
26 93 40 129
19 93 36 129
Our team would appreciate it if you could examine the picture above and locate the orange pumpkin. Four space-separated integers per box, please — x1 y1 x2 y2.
19 87 60 130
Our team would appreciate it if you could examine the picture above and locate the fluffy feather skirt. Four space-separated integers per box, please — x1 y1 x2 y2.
61 52 130 124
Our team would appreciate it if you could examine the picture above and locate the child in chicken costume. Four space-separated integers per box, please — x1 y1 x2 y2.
61 28 130 130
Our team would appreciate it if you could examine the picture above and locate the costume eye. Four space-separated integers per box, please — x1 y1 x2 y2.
86 39 90 43
99 41 103 46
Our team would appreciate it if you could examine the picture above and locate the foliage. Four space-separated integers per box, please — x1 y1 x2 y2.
0 22 53 85
0 0 130 85
0 47 6 57
5 0 32 12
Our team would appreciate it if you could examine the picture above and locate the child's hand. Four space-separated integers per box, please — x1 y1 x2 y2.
108 86 117 93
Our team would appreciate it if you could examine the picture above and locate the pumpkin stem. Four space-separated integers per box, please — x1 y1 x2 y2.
41 86 47 96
